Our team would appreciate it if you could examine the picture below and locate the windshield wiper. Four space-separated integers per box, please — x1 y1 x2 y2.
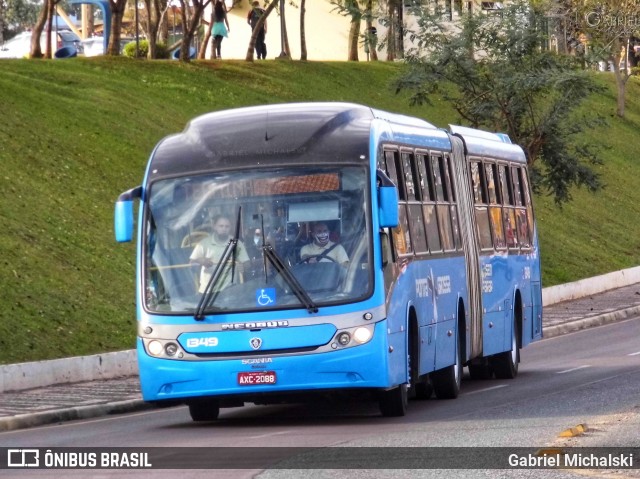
262 244 318 314
194 207 242 321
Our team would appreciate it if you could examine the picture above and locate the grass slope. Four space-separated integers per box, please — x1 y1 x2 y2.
0 57 638 363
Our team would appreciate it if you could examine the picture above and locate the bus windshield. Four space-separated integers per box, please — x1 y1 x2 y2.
143 166 371 315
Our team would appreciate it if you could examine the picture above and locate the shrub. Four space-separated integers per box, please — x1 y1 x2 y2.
123 40 170 59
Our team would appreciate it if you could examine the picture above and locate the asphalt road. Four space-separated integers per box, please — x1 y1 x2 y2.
2 316 639 478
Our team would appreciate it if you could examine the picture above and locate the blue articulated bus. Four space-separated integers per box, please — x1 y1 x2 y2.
114 103 542 420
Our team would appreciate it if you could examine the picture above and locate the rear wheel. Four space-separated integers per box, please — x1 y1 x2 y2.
491 319 519 379
379 383 408 417
431 332 462 399
188 399 220 422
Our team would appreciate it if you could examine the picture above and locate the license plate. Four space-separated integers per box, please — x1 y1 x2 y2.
237 371 277 386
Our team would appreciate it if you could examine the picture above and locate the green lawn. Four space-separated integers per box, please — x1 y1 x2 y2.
0 57 638 364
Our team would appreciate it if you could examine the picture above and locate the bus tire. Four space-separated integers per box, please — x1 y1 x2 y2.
431 333 462 399
379 384 408 417
188 399 220 421
491 318 519 379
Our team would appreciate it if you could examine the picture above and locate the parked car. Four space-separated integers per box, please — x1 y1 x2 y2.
82 36 133 57
0 30 83 59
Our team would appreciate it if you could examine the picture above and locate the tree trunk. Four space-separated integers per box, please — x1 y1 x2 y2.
300 0 307 61
107 0 128 55
29 2 49 58
612 59 627 118
30 2 49 58
199 8 214 59
348 18 360 61
366 0 377 61
386 1 396 61
282 5 291 58
44 0 55 58
246 0 278 61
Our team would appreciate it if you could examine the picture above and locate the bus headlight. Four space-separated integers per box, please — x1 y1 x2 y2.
148 340 163 356
353 327 373 344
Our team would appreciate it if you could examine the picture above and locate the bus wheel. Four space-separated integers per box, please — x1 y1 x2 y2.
379 384 408 417
431 333 462 399
491 319 519 379
188 399 220 421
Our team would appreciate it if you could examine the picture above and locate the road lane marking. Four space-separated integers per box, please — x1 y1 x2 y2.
461 384 508 396
556 365 591 374
247 430 292 439
628 351 640 356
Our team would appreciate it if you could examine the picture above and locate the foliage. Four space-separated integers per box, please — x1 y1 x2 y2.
123 39 149 58
559 0 640 117
395 0 605 204
0 58 639 364
122 39 169 59
1 0 40 39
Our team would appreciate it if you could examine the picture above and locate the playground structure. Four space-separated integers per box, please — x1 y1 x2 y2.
56 0 111 56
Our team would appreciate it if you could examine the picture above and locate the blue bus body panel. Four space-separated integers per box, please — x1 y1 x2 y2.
138 320 390 401
178 324 337 354
383 255 467 381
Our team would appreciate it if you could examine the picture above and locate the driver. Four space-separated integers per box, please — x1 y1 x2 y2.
190 215 250 293
299 222 349 265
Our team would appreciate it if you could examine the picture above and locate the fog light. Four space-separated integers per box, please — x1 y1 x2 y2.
165 342 178 356
148 340 163 356
337 332 351 346
353 327 372 344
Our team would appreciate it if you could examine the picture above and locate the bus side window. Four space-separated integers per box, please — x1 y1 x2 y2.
471 161 492 250
404 152 427 253
434 155 455 251
416 152 434 202
512 166 531 248
485 162 505 250
385 149 412 256
499 164 519 249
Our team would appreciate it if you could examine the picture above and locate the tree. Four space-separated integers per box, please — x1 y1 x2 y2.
299 0 306 60
330 0 366 61
105 0 127 55
29 0 62 58
246 0 278 61
396 1 604 204
141 0 166 59
3 0 40 44
563 0 640 118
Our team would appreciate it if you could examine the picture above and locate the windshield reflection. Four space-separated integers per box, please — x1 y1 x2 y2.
144 167 372 314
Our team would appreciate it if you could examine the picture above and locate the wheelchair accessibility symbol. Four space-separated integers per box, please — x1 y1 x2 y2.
256 288 276 307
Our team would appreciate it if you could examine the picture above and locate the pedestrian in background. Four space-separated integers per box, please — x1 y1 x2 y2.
247 0 267 60
212 0 230 59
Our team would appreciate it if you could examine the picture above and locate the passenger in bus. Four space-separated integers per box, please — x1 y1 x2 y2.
299 222 349 265
189 215 249 292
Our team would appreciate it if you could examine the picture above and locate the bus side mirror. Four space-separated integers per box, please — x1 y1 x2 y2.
376 170 399 228
114 186 142 243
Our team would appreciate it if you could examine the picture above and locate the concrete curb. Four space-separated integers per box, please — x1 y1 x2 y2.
542 266 640 306
2 266 639 393
0 350 137 393
543 305 640 339
0 399 152 432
